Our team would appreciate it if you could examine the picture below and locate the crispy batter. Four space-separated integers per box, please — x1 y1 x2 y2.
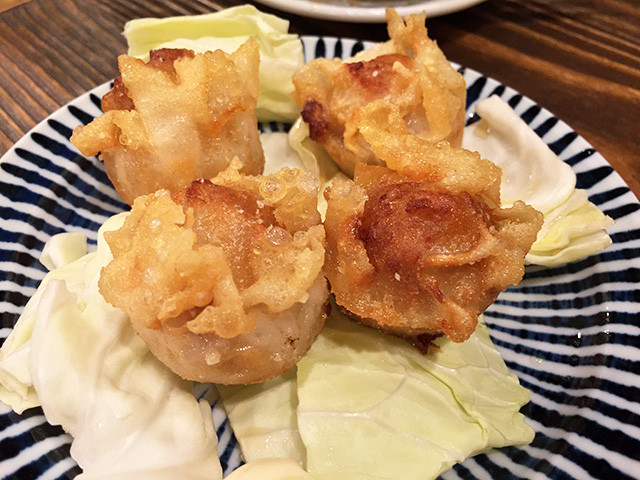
356 101 502 203
324 160 543 343
71 41 265 205
101 49 195 112
99 163 328 384
293 9 466 176
101 76 134 112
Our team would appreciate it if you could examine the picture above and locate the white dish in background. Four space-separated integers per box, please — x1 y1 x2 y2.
253 0 486 22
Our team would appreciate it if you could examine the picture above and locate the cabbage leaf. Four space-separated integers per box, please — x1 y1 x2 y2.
463 95 576 215
225 458 311 480
123 5 304 122
0 214 222 480
0 232 88 413
525 189 614 266
296 309 533 480
220 306 533 480
218 370 306 465
462 95 613 266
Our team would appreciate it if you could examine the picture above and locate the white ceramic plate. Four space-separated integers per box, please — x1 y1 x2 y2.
253 0 486 22
1 35 639 479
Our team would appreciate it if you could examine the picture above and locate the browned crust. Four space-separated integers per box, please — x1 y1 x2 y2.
301 99 330 141
101 48 195 112
346 54 413 97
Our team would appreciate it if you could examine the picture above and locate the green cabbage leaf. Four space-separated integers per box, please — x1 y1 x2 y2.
297 310 533 480
221 307 533 480
123 4 304 122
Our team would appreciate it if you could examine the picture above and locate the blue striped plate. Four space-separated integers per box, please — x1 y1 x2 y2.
1 36 639 480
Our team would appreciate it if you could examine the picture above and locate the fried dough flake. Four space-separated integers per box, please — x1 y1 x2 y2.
292 9 466 176
324 160 543 343
71 41 265 205
99 164 328 384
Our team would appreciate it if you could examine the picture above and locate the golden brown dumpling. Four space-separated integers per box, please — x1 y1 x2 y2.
293 9 466 177
99 163 328 384
71 41 265 205
323 110 543 343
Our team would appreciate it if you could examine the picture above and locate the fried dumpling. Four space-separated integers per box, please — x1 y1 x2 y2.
323 108 543 343
71 41 265 205
99 162 328 384
292 9 466 177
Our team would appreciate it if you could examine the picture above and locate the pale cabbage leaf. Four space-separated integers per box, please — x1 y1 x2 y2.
220 307 532 480
261 132 311 175
461 95 613 267
0 232 88 413
525 189 614 266
225 458 311 480
296 310 533 480
0 214 222 480
218 370 306 465
123 4 304 122
286 118 348 219
463 95 576 215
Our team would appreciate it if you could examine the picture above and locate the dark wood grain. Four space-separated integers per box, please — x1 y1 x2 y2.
0 0 638 196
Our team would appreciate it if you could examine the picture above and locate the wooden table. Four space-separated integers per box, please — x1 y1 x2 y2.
0 0 638 197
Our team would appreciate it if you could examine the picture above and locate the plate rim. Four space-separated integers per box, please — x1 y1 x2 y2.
252 0 487 23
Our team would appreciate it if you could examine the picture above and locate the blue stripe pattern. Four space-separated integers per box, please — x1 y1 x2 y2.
0 35 639 479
